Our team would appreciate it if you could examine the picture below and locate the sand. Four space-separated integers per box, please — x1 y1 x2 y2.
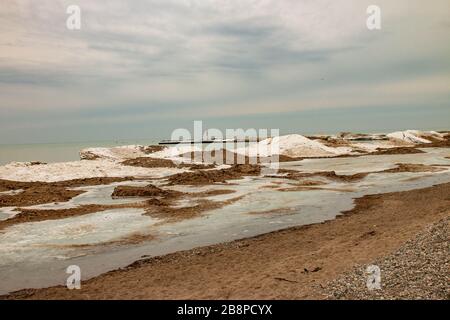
0 177 133 207
4 182 448 300
167 164 261 185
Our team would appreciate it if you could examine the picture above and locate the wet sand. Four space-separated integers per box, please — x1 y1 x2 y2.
4 182 449 300
0 177 133 207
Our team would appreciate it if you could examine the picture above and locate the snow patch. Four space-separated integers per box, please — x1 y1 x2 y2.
237 134 353 158
0 160 185 182
150 144 203 159
80 145 147 160
387 130 432 144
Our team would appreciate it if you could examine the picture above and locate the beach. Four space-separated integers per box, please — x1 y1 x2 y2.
0 130 449 299
4 182 449 299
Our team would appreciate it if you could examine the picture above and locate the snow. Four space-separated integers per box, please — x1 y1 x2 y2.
387 130 432 144
0 160 184 182
0 208 158 264
0 207 19 221
237 134 353 158
2 130 446 183
80 145 147 160
350 141 397 152
150 144 203 159
81 143 205 162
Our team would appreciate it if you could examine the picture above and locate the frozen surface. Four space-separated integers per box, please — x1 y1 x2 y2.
23 180 152 210
279 148 450 175
236 134 353 157
386 130 444 144
0 208 157 265
0 148 449 294
0 160 185 182
0 207 19 221
80 145 148 160
0 189 23 196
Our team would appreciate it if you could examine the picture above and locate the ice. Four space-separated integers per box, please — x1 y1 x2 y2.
22 180 152 210
80 145 148 160
0 148 450 294
0 207 19 221
280 148 450 175
151 144 203 159
237 134 353 158
0 208 158 266
0 159 185 182
0 189 23 196
386 130 437 144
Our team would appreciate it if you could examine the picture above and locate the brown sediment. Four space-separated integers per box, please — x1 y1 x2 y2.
140 145 166 154
320 138 353 148
145 196 244 223
0 177 134 191
181 163 217 170
121 157 216 170
417 134 450 148
102 232 155 246
247 207 297 215
268 180 327 192
383 163 445 173
79 152 101 160
43 232 156 249
111 184 179 198
167 164 261 185
369 147 425 155
0 187 84 207
0 177 135 207
111 183 238 222
291 180 327 186
269 162 445 185
277 186 355 192
277 155 304 162
184 149 303 163
1 183 239 230
193 189 236 197
52 177 135 188
0 185 11 192
180 149 258 164
121 157 177 168
5 183 449 300
0 203 145 231
274 169 370 183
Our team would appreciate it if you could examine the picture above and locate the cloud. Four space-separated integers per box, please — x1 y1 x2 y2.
0 0 449 143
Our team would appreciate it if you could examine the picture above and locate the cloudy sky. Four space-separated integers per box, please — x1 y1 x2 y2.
1 0 449 144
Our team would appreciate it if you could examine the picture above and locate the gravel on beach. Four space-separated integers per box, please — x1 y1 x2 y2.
323 216 449 300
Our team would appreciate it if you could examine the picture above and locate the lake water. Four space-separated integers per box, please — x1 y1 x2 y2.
0 140 159 165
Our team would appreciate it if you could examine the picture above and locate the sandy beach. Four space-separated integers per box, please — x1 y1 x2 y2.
4 182 448 300
3 2 450 307
0 130 449 299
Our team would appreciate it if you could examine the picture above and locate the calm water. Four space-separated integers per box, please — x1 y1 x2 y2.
0 140 159 165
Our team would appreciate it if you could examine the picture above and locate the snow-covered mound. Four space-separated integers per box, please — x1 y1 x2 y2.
80 145 148 160
386 130 443 144
80 144 203 161
150 144 203 159
0 160 184 182
407 130 445 140
237 134 352 158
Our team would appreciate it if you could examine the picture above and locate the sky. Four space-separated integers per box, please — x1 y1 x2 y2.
0 0 449 144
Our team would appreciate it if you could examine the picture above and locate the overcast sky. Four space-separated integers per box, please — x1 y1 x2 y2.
1 0 449 144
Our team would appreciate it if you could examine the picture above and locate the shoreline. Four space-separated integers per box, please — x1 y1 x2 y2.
4 182 449 300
